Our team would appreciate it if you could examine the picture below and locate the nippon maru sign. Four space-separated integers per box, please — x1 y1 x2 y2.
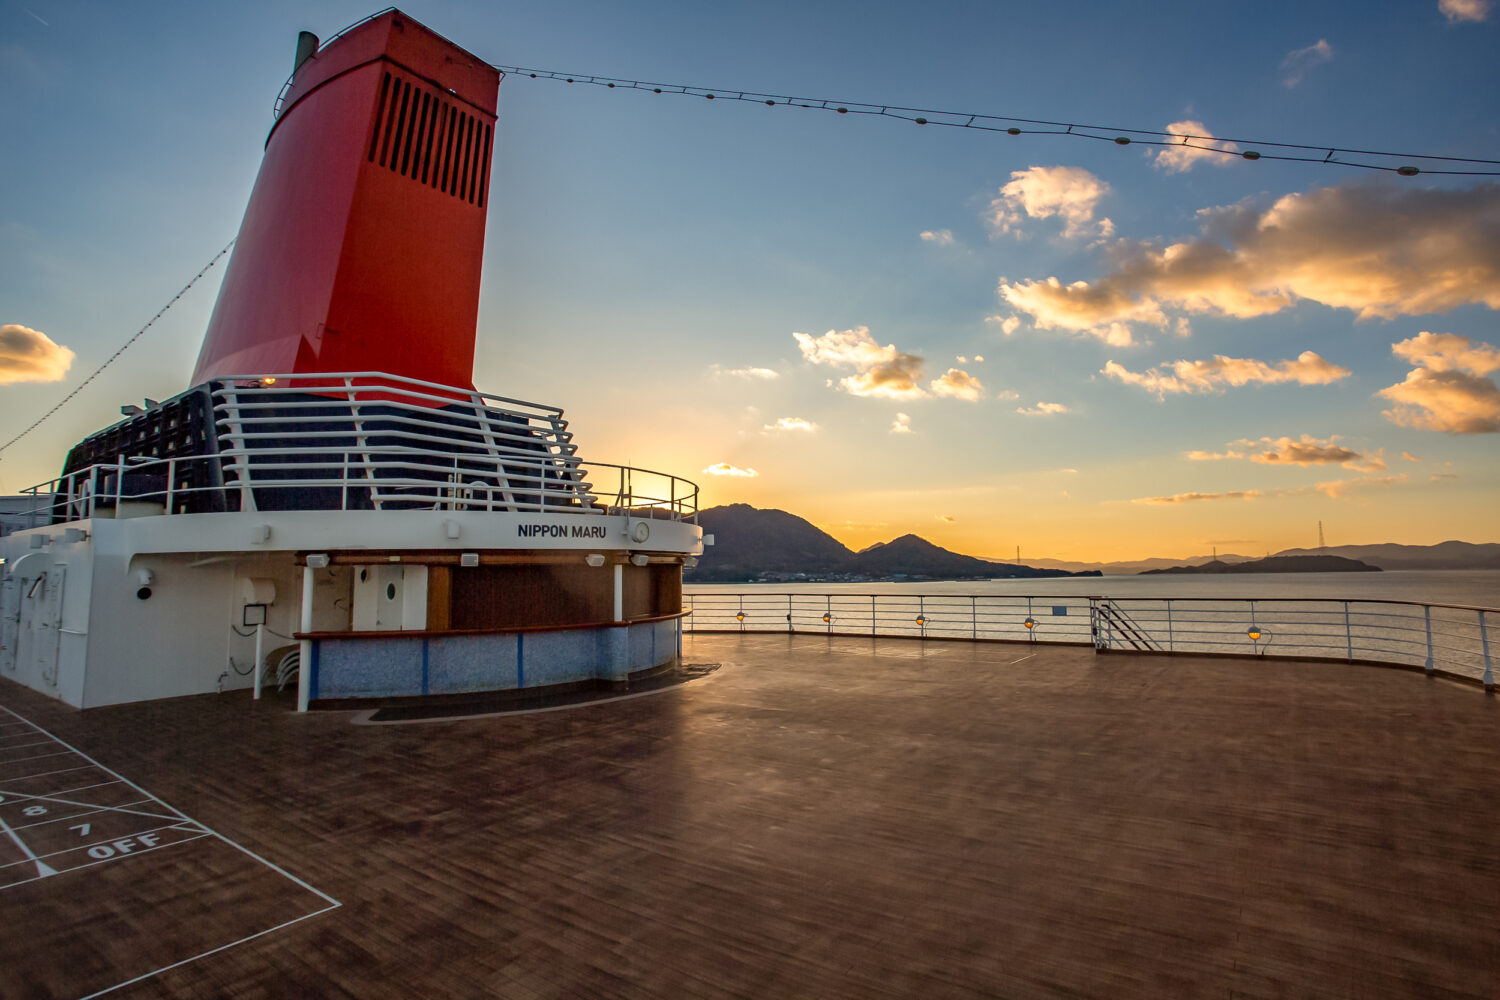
517 523 609 539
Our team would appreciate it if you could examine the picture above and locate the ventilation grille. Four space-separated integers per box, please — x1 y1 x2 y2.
367 72 492 206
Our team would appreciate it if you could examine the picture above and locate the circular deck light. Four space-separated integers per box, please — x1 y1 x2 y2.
260 377 277 386
735 612 746 622
915 614 927 626
1024 617 1037 629
822 613 832 623
1247 626 1262 641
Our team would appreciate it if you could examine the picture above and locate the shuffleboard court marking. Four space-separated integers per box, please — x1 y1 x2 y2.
0 703 341 998
1 787 187 825
1007 653 1037 665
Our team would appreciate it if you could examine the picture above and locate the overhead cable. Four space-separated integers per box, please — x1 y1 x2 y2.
0 239 236 457
492 65 1500 177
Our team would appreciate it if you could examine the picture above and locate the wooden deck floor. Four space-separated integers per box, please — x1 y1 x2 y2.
2 635 1498 999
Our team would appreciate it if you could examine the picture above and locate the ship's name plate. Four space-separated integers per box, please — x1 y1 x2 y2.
516 523 609 539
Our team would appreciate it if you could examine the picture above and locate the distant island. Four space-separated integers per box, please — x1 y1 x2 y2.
1139 555 1381 576
685 504 1100 583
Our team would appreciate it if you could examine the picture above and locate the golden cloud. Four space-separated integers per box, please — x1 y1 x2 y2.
794 326 927 399
1246 435 1381 470
702 462 758 477
988 166 1112 239
0 323 76 385
1001 182 1500 342
1315 474 1409 499
1102 351 1349 399
890 412 913 434
1154 120 1239 173
763 416 816 433
1379 332 1500 433
930 368 985 400
1133 490 1264 505
1440 0 1490 22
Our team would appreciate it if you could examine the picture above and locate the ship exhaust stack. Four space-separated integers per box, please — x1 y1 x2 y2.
192 10 501 389
292 31 319 74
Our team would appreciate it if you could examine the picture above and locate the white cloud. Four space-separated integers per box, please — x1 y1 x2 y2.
1001 182 1500 344
974 355 984 363
1154 120 1239 173
920 229 955 246
1440 0 1491 22
1379 333 1500 433
930 368 985 401
1016 401 1069 416
710 364 779 380
987 166 1111 239
0 323 75 384
1281 39 1333 87
890 413 913 434
763 416 816 433
1102 351 1349 399
702 462 758 477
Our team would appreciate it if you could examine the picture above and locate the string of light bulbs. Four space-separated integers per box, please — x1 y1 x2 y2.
491 64 1500 177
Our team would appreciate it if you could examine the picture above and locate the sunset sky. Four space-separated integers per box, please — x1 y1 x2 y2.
2 0 1497 561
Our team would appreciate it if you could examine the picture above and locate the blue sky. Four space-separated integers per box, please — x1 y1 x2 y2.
2 0 1497 559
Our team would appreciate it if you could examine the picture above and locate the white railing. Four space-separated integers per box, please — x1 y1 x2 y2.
683 592 1496 687
15 372 697 523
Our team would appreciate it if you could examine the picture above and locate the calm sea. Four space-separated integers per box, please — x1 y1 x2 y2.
687 569 1500 609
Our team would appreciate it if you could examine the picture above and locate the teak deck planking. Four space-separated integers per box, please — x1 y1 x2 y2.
1 634 1497 998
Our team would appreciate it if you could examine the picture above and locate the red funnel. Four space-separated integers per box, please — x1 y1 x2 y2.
192 10 500 390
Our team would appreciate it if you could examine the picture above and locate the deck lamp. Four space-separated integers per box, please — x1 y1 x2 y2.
822 613 832 623
585 553 606 568
915 615 927 626
1247 626 1262 641
260 377 277 386
1024 617 1037 630
736 612 746 622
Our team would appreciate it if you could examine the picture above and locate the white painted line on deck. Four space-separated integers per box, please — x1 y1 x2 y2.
0 702 342 996
76 902 343 1000
1007 653 1037 665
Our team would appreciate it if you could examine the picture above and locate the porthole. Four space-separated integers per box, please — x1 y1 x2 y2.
136 587 152 600
386 583 396 600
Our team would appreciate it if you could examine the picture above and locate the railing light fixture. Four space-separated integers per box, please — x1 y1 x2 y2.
1024 617 1037 630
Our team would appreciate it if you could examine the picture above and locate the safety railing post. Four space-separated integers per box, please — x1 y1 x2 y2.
1166 599 1174 652
826 595 832 634
1423 605 1434 675
165 458 176 514
787 593 793 633
1344 601 1353 660
871 595 877 636
971 596 977 640
1480 610 1493 693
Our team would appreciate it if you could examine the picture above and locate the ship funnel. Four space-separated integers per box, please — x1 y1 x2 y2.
192 10 500 390
292 31 319 74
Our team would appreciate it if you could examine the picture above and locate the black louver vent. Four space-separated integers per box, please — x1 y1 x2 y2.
368 72 492 206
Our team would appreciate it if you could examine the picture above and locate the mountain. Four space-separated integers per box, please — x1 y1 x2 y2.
1140 555 1381 576
688 504 855 581
1269 542 1500 571
1024 554 1257 575
685 505 1098 583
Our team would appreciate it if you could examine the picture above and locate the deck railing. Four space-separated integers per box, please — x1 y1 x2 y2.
15 373 697 523
682 591 1496 688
